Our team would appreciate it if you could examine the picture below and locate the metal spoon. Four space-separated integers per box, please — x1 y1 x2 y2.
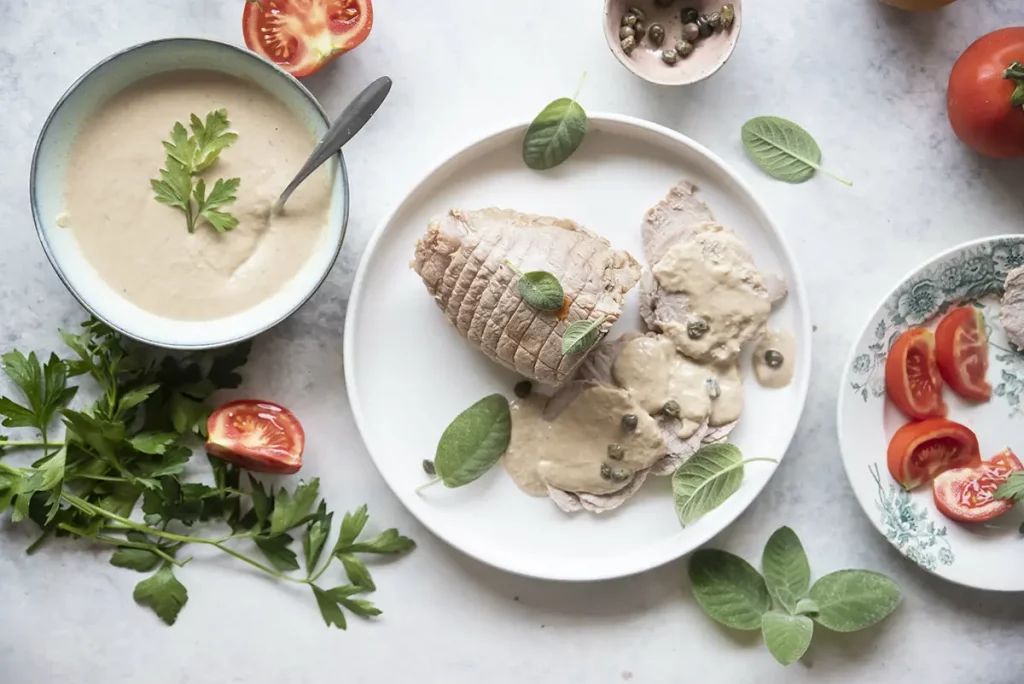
273 76 392 214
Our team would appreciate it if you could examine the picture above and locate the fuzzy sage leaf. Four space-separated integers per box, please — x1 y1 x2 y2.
762 526 811 614
808 570 901 633
672 443 775 525
419 394 511 491
688 549 771 631
741 116 851 186
561 316 607 355
761 611 813 666
505 261 565 311
522 73 588 170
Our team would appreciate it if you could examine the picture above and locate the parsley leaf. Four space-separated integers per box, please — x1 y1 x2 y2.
270 479 320 536
133 562 188 625
995 472 1024 503
311 585 379 630
0 352 77 433
194 178 241 234
190 110 239 172
110 545 162 572
255 534 300 572
338 553 376 591
343 528 416 555
303 501 332 573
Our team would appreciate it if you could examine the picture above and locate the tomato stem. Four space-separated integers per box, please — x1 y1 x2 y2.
1003 61 1024 108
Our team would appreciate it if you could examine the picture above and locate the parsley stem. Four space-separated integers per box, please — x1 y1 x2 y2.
209 542 309 585
0 439 64 448
57 522 189 568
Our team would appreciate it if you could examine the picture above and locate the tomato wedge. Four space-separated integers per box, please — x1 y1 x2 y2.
885 328 947 419
933 448 1022 522
206 400 305 474
243 0 374 78
934 306 991 402
887 418 980 489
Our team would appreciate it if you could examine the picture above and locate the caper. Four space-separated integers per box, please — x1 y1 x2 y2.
648 23 665 46
765 349 785 369
600 463 613 480
676 41 694 57
662 399 681 418
608 443 625 460
628 7 646 22
620 25 636 40
634 22 646 40
514 380 532 399
621 35 637 54
696 15 713 38
661 48 679 65
622 13 638 27
422 459 436 475
687 317 709 339
682 22 699 41
611 468 631 483
721 4 736 29
706 11 722 30
681 7 699 23
705 377 721 399
621 413 639 431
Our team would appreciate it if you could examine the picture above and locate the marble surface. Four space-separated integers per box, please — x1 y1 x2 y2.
2 1 1024 682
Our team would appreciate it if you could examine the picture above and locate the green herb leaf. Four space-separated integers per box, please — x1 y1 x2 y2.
343 528 416 555
249 475 272 529
0 352 75 431
995 471 1024 502
561 316 608 356
672 444 773 525
430 394 511 488
194 177 241 233
762 526 811 614
338 596 382 618
303 502 332 572
270 479 320 536
208 342 252 390
338 553 376 591
688 549 771 631
129 432 178 455
312 585 349 630
741 116 851 186
255 534 300 572
808 570 900 633
505 262 565 311
522 75 588 170
795 598 820 616
337 504 369 550
133 562 188 626
110 546 162 573
761 611 813 666
189 110 239 172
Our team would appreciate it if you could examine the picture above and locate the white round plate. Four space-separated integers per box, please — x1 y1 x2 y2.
838 235 1024 592
345 114 811 581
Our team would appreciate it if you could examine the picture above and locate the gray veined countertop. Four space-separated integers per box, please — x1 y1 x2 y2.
1 1 1023 682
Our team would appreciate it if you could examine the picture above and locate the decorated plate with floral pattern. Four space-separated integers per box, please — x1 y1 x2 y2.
838 235 1024 592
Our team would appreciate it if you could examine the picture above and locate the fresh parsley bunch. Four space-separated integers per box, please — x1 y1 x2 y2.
151 109 242 234
0 320 414 627
688 527 900 665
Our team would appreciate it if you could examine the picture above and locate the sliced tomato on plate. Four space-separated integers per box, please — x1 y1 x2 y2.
933 448 1022 523
885 328 947 419
243 0 374 78
887 418 980 490
206 400 305 474
934 306 992 402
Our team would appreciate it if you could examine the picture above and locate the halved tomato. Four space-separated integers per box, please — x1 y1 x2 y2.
243 0 373 78
935 306 992 402
887 418 980 489
934 448 1022 522
206 400 305 474
885 328 947 419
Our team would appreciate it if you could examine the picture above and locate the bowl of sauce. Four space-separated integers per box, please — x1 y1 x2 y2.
31 38 348 349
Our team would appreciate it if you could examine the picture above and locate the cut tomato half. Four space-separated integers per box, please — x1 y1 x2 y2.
935 306 991 402
885 328 947 419
243 0 374 78
887 418 980 490
934 448 1022 523
206 400 305 474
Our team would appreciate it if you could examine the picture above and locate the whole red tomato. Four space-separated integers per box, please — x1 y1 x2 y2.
948 27 1024 158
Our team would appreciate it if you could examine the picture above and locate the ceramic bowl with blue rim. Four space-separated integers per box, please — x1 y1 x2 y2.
838 235 1024 592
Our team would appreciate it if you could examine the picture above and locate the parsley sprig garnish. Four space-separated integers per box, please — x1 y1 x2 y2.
151 109 242 234
0 320 414 626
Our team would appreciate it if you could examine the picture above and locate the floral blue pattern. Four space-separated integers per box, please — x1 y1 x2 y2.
870 465 953 571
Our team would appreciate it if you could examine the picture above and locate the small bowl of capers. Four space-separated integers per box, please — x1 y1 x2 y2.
603 0 741 86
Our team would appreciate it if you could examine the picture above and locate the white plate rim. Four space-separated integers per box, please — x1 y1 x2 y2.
344 112 812 581
836 233 1024 593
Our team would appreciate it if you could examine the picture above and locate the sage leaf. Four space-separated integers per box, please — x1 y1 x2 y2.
762 526 811 614
519 271 565 311
562 316 608 356
688 549 771 631
761 611 813 666
432 394 511 488
741 116 851 186
808 570 900 633
523 74 588 170
672 444 774 525
795 598 820 616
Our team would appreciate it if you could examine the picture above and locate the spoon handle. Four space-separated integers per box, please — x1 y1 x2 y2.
276 76 393 209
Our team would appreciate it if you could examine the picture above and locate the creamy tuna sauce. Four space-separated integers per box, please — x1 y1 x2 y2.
503 387 666 496
753 329 797 388
64 71 332 321
652 223 770 364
